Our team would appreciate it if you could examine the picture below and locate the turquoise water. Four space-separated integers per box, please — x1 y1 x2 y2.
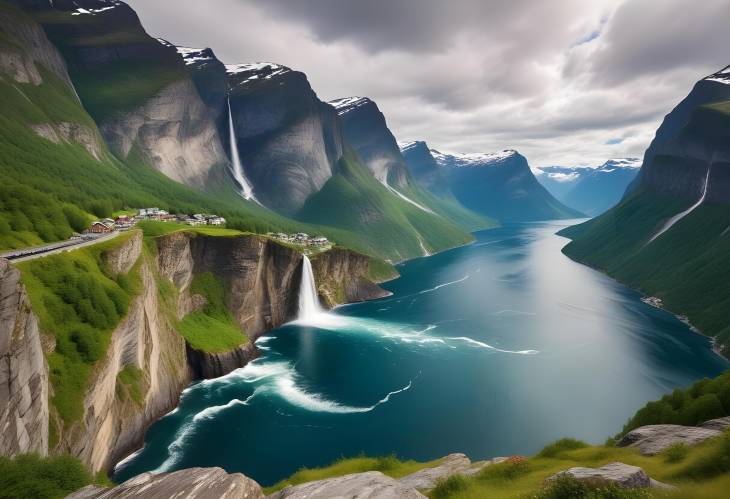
114 221 727 486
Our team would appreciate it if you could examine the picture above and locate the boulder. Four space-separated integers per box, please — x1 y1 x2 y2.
547 462 672 489
65 467 264 499
397 453 507 490
700 416 730 432
618 424 722 455
269 471 425 499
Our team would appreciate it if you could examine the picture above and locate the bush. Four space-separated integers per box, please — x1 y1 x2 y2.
538 438 589 458
677 431 730 479
0 454 92 499
431 474 469 498
663 443 690 463
479 456 530 481
533 475 652 499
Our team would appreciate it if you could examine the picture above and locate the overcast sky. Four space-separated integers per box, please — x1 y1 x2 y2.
127 0 730 167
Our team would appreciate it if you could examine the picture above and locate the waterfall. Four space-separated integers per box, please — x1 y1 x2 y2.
648 163 712 244
298 255 323 320
227 96 257 201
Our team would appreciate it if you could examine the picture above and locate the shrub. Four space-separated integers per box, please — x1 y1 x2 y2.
431 474 469 498
479 456 530 481
676 431 730 479
0 454 92 499
533 475 652 499
538 438 589 458
663 443 690 463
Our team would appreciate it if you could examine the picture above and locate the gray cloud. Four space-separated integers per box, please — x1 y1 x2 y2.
126 0 729 167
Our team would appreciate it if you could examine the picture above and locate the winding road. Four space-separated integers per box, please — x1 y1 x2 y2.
0 231 123 263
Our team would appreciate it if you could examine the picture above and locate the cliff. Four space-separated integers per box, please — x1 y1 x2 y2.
0 259 48 457
22 0 230 189
0 229 389 473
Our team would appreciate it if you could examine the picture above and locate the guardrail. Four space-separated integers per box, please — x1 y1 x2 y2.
0 235 101 261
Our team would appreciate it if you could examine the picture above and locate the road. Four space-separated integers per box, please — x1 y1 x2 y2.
0 231 123 263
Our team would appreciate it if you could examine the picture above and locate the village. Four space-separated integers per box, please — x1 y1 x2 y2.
84 208 227 234
267 232 331 248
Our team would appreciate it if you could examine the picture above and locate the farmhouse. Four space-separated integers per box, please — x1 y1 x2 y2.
86 221 114 234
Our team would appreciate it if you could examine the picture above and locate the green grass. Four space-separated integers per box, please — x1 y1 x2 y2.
16 233 141 425
116 366 145 407
367 257 400 283
0 454 93 499
264 454 443 494
560 190 730 356
178 272 247 353
297 149 474 261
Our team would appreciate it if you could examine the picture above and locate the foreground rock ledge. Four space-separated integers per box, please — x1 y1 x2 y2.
270 471 425 499
66 467 264 499
617 416 730 455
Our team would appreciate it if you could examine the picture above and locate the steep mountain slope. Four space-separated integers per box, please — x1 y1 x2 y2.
327 97 491 232
19 0 229 188
561 65 730 356
535 159 641 216
297 149 474 260
402 143 582 221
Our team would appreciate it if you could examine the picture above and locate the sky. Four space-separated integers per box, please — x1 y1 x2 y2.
126 0 730 168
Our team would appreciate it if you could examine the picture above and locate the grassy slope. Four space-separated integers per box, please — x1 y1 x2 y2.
560 190 730 355
16 232 141 429
178 272 248 353
297 151 475 261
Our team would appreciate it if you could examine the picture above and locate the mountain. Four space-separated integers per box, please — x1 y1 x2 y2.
326 97 491 232
535 158 641 216
401 142 583 221
561 64 730 355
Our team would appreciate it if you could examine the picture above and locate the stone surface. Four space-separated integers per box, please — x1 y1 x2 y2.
700 416 730 432
65 467 264 499
0 258 48 457
270 471 426 499
547 462 672 489
398 453 472 490
618 423 723 455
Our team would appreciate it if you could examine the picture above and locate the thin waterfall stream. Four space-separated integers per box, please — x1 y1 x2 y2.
227 96 257 201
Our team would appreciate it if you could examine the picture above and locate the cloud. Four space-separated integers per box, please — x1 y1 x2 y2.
126 0 730 167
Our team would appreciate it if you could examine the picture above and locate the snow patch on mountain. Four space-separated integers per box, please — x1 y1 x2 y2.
397 141 424 154
328 97 371 115
601 158 642 170
430 149 517 168
226 63 291 87
176 46 215 67
705 64 730 85
71 1 122 15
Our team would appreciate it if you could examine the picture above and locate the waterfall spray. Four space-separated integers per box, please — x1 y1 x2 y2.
227 96 257 201
298 255 323 320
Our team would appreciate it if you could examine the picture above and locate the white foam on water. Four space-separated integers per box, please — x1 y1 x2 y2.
448 336 539 355
492 310 536 317
113 445 145 472
419 275 470 294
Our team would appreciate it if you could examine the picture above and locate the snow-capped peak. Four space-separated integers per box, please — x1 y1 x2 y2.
599 158 642 171
70 1 122 16
328 97 371 115
398 141 424 153
175 46 215 66
225 63 291 87
704 64 730 85
430 148 518 168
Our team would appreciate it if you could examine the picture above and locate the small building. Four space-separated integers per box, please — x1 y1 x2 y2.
185 217 205 227
312 236 329 246
86 221 114 234
207 216 226 226
294 233 310 241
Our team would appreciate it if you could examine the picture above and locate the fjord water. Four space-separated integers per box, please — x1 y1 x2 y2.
114 221 727 486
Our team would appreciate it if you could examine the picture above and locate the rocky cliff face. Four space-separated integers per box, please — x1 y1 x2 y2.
23 0 229 189
55 232 191 474
634 67 730 203
329 97 409 188
311 247 392 307
399 140 449 196
0 259 48 458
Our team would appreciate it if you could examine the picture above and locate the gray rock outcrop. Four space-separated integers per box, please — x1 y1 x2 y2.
397 453 504 490
270 471 426 499
0 258 48 457
617 422 725 455
66 467 264 499
547 462 673 489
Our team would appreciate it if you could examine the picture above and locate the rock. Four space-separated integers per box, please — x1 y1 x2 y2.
186 341 258 379
270 471 426 499
65 467 264 499
700 416 730 432
547 462 672 489
0 258 48 457
398 453 487 490
617 424 722 455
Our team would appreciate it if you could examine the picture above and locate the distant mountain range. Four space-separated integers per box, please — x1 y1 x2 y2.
535 158 641 216
561 63 730 356
401 141 582 222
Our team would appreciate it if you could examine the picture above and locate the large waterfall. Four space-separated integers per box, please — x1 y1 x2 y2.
298 255 323 320
227 96 257 201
